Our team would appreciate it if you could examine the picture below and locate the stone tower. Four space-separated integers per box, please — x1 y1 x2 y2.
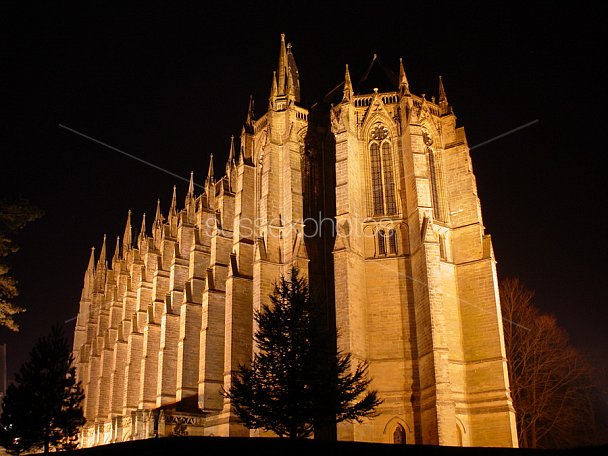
72 35 517 448
326 57 517 446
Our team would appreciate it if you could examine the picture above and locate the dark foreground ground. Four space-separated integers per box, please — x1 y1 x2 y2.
55 437 608 456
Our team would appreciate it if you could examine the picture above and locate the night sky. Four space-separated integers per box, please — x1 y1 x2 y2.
2 2 606 399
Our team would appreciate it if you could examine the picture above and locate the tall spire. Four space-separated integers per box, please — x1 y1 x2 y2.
97 234 107 268
269 34 300 109
399 58 410 96
87 246 95 274
185 171 196 219
343 64 353 102
153 198 164 243
205 154 215 187
205 154 216 208
154 198 164 225
169 186 177 215
138 213 147 242
184 171 194 207
226 136 236 192
83 246 95 297
136 213 147 249
112 236 120 264
438 75 450 114
245 95 255 134
167 186 178 231
227 136 235 167
187 171 194 197
269 71 278 108
122 210 132 254
286 42 300 102
276 33 288 98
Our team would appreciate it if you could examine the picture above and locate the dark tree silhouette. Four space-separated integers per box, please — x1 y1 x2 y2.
0 324 85 453
0 197 42 331
224 267 381 439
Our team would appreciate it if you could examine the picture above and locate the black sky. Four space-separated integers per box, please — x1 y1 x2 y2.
2 2 606 397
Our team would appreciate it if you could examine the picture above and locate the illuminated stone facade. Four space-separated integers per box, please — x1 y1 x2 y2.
72 35 518 448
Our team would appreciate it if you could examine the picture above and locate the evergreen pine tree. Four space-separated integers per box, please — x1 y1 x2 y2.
0 323 85 453
224 267 381 439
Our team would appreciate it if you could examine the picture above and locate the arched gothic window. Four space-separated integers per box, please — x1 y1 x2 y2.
370 143 384 215
393 424 406 444
377 229 397 256
378 229 386 255
369 124 397 216
388 229 397 254
382 142 397 215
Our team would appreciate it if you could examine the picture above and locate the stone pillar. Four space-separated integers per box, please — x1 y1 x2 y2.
176 279 203 402
96 331 115 421
156 293 181 407
109 325 128 416
122 313 144 414
84 341 100 422
139 303 161 409
198 283 226 412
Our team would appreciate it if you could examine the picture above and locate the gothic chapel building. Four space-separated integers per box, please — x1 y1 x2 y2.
72 35 518 448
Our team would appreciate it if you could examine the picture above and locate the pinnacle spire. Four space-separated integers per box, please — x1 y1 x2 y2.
122 210 132 253
87 246 95 273
438 75 449 114
185 171 196 219
343 64 353 102
269 70 278 106
112 236 120 264
98 234 107 267
227 135 235 165
269 34 300 108
399 58 410 95
286 42 300 102
187 171 194 197
137 213 147 248
169 186 177 215
245 95 255 133
154 198 163 224
276 33 288 98
83 245 95 296
140 213 147 238
153 199 164 243
226 136 236 191
206 154 215 186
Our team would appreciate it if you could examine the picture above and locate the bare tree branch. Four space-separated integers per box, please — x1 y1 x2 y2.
500 277 606 448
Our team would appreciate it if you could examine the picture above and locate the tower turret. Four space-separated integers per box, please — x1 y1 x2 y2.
269 34 300 110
